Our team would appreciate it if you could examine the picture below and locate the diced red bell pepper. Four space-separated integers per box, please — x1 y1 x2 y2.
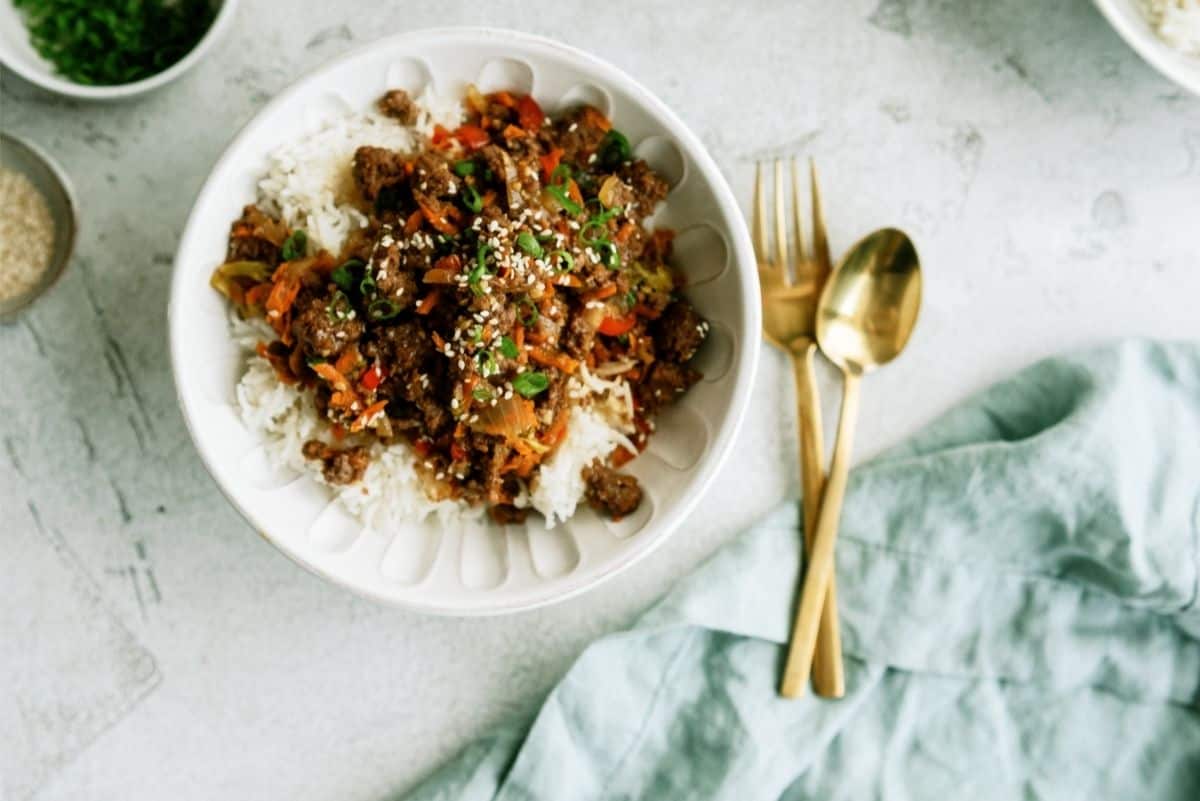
516 94 545 131
359 364 385 391
450 442 468 462
431 124 452 147
454 124 490 151
539 147 563 182
597 313 637 337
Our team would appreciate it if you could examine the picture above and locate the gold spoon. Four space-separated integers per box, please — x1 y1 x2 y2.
779 227 922 698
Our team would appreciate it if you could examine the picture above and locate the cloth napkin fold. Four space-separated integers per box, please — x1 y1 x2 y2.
402 340 1200 801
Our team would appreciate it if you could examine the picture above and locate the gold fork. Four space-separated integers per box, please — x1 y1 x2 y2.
754 158 845 699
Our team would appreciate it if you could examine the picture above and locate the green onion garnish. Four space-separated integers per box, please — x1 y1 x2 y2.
325 290 354 322
359 269 377 297
580 220 609 246
547 184 582 215
470 325 484 344
550 250 575 273
598 129 632 168
516 231 543 257
368 298 401 320
550 163 572 184
513 371 550 398
499 336 519 359
467 243 493 296
477 350 499 377
518 296 539 326
331 259 363 293
599 242 622 270
453 160 476 177
472 385 493 402
281 229 307 261
462 182 483 213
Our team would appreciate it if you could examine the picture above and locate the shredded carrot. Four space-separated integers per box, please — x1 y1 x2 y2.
566 178 583 205
334 344 361 376
610 445 637 467
431 331 447 350
633 302 662 320
580 106 613 132
529 347 578 374
350 400 389 433
416 289 441 315
614 221 637 244
481 189 498 208
404 209 424 235
244 283 271 308
265 276 301 319
539 147 563 182
231 223 254 238
418 197 460 236
513 323 525 351
331 424 347 441
581 284 618 303
540 411 569 447
502 124 524 141
490 90 517 108
312 362 352 393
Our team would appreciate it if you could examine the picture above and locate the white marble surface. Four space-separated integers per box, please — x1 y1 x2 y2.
1 1 1198 798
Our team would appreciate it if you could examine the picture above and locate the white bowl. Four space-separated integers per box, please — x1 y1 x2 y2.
1093 0 1200 95
169 27 760 615
0 0 237 101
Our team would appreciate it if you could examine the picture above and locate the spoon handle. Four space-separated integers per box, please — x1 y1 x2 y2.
789 342 845 698
779 369 860 698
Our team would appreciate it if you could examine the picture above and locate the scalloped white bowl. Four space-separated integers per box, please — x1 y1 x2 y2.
169 28 759 615
1093 0 1200 96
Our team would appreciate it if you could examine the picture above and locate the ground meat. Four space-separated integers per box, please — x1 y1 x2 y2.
490 504 529 526
302 441 370 485
413 152 455 198
366 320 431 375
291 292 365 358
654 300 708 363
226 206 284 265
583 461 642 519
375 260 419 308
556 106 609 165
378 89 418 124
353 146 408 201
620 160 670 213
227 233 280 265
635 361 699 414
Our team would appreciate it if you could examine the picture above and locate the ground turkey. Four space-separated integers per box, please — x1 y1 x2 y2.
654 300 708 363
353 146 408 201
634 361 699 415
291 292 364 358
302 441 370 485
378 89 418 124
583 461 642 519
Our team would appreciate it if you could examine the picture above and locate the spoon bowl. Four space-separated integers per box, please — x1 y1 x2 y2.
816 228 921 375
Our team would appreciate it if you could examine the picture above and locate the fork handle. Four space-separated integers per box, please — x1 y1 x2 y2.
780 369 859 699
782 343 845 699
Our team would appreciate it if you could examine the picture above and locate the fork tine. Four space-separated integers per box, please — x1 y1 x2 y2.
791 158 807 272
753 162 769 264
810 158 832 284
773 160 788 282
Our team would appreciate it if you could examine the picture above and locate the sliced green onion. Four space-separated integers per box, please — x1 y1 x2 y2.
547 184 582 215
599 241 621 270
499 336 519 359
550 163 572 184
325 290 354 322
470 324 484 344
472 384 493 402
281 229 307 261
580 220 610 246
462 183 483 213
359 269 377 296
453 159 476 177
516 231 543 257
477 349 499 377
368 298 401 321
513 371 550 398
331 259 363 293
598 129 632 168
518 296 539 326
468 243 493 296
550 250 575 273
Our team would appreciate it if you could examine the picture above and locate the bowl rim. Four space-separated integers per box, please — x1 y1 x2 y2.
1091 0 1200 96
168 26 761 616
0 132 78 320
0 0 239 101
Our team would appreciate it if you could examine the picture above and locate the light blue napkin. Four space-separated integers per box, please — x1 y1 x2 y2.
402 340 1200 800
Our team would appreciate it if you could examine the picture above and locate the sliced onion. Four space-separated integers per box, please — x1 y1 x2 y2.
466 84 488 114
594 358 639 377
471 395 537 439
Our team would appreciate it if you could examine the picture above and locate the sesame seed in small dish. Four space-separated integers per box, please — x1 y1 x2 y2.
0 133 76 320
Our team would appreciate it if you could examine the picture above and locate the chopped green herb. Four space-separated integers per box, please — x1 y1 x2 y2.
599 241 621 270
580 220 610 246
13 0 216 86
516 231 543 257
467 243 493 295
550 250 575 273
472 385 493 402
598 129 632 168
359 268 377 297
513 371 550 398
470 324 484 344
281 229 308 261
326 290 355 322
367 298 401 321
517 296 539 326
623 289 638 309
547 184 582 215
550 163 572 184
453 160 476 177
331 259 363 293
499 336 519 359
462 182 483 213
477 350 499 377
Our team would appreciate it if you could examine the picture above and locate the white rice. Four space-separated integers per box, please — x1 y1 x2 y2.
233 91 639 530
1141 0 1200 56
256 86 463 255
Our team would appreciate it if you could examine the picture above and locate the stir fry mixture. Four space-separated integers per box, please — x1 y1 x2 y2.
211 87 709 524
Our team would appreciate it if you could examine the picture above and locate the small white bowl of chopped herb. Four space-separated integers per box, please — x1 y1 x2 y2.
0 0 237 101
